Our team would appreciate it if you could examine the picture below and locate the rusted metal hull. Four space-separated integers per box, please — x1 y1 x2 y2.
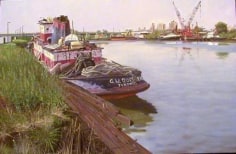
95 82 150 100
66 75 150 100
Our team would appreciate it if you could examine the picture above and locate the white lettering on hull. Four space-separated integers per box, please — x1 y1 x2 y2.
109 76 143 87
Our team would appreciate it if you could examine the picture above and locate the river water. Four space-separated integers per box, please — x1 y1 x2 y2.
96 40 236 153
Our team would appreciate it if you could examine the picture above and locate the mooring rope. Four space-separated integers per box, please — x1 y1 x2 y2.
62 54 141 78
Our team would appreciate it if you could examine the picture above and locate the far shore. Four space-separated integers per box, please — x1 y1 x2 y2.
1 36 236 45
91 38 236 43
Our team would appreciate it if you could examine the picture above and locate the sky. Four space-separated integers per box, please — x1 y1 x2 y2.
0 0 235 33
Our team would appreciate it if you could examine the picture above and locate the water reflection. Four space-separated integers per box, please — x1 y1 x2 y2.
174 47 200 68
110 95 157 133
216 52 229 59
178 47 193 65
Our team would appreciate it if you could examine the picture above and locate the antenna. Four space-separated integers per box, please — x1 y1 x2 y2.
71 20 74 34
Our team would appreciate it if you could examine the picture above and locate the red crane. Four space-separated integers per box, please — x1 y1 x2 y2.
172 1 201 39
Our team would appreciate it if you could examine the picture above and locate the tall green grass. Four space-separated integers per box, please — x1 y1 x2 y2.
0 44 65 152
0 45 64 110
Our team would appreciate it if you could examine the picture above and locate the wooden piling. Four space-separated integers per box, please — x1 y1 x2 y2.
64 81 151 154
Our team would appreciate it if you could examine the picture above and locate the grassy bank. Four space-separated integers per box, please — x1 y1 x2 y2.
0 44 111 153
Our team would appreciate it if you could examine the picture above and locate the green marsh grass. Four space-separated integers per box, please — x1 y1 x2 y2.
0 44 65 152
0 44 64 110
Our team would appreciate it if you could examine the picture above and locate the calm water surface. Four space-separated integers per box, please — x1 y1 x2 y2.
96 40 236 153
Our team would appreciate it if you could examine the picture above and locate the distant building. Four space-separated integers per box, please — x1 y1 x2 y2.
169 20 178 31
138 27 147 31
228 25 236 31
205 31 220 39
150 23 155 32
157 23 166 31
0 36 12 44
133 30 151 39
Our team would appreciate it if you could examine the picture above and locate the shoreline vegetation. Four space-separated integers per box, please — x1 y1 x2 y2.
76 21 236 41
0 44 111 153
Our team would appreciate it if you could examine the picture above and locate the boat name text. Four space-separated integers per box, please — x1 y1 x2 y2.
109 76 143 87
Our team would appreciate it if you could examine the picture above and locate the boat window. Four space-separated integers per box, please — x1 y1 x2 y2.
47 37 52 44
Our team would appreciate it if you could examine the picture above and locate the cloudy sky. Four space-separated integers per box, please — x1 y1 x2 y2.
0 0 235 33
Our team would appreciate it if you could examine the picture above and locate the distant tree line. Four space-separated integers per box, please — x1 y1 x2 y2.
145 21 236 40
215 22 236 39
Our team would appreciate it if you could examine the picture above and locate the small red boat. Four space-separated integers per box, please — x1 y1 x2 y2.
30 15 150 99
110 35 137 41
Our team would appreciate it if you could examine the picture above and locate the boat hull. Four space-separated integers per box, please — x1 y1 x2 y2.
110 36 137 41
97 82 150 100
67 79 150 100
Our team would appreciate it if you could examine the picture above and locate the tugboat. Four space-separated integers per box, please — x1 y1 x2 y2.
30 15 150 99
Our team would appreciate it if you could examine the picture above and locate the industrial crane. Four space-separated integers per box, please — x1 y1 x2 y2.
172 0 201 39
172 1 185 30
